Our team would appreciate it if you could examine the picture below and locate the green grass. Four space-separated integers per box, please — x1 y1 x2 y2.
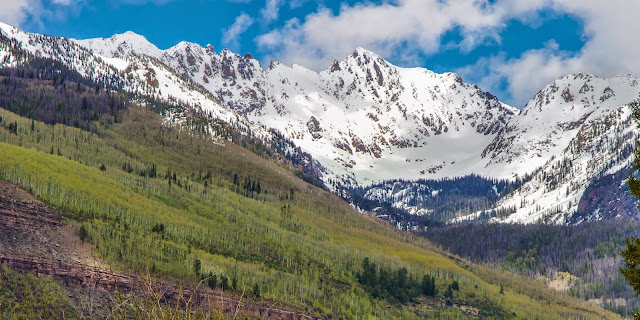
0 265 79 319
0 106 623 319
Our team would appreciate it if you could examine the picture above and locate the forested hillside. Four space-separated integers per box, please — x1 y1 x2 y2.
424 221 640 318
0 65 622 318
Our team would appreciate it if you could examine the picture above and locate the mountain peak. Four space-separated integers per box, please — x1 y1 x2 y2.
75 31 162 59
352 47 379 57
345 47 386 65
170 40 201 50
108 31 154 47
326 47 392 75
119 30 141 37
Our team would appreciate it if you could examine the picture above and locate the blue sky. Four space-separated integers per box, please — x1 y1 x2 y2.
2 0 638 108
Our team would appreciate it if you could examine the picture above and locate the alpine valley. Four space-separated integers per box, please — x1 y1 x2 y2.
0 21 639 319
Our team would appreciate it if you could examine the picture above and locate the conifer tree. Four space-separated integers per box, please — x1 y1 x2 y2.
622 95 640 320
193 259 202 278
253 283 261 298
208 272 217 289
220 276 228 291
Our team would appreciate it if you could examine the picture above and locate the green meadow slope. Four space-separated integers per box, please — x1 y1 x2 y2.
0 106 622 319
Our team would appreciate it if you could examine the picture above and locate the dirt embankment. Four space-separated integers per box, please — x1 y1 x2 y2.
0 181 314 319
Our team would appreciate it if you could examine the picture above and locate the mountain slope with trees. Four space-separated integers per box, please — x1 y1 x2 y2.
0 62 622 318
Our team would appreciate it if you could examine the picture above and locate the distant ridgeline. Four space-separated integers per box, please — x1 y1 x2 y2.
347 174 527 228
423 220 640 318
349 162 640 226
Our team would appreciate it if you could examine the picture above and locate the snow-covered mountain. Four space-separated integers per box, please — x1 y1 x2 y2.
261 49 523 186
0 22 270 142
75 34 519 187
484 74 640 224
3 24 640 225
364 73 640 224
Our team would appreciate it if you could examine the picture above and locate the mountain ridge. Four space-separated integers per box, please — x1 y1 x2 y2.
3 24 640 225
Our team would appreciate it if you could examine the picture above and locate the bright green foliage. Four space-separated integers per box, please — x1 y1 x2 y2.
0 265 79 319
0 106 623 319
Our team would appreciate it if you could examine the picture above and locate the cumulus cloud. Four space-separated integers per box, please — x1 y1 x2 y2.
458 0 640 107
256 0 546 70
256 0 640 107
0 0 32 26
222 12 255 50
0 0 83 29
260 0 284 24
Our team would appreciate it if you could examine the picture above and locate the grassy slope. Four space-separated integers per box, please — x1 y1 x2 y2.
0 106 621 319
0 265 79 319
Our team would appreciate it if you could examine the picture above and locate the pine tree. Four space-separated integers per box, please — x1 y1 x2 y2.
193 259 202 278
451 280 459 291
421 275 436 296
253 283 261 298
78 225 88 243
622 95 640 320
444 285 453 298
220 276 228 291
208 272 217 289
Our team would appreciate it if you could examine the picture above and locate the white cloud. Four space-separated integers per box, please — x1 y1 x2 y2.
0 0 82 29
289 0 309 10
222 12 255 50
260 0 284 24
460 0 640 107
0 0 32 26
256 0 640 107
256 0 545 71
